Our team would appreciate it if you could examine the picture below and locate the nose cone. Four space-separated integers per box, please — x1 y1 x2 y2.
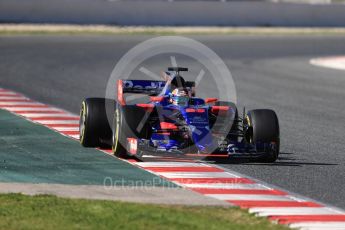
183 107 215 153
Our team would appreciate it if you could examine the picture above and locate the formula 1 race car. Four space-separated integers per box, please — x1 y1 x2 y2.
79 67 280 162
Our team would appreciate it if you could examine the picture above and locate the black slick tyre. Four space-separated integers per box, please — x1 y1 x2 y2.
79 98 113 147
246 109 280 162
112 104 150 158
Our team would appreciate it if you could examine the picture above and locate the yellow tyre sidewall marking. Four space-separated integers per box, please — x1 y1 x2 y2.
112 108 120 153
245 114 253 143
246 115 251 127
80 101 87 144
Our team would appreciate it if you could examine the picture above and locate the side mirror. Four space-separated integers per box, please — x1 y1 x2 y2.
205 98 218 104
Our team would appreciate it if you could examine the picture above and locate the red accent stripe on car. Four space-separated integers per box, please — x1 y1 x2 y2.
205 98 218 103
186 108 205 113
136 104 154 111
117 79 125 106
156 132 171 136
150 96 164 102
211 106 229 113
127 138 138 156
159 122 178 130
185 153 228 158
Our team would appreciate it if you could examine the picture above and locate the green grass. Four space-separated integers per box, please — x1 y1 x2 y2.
0 193 289 230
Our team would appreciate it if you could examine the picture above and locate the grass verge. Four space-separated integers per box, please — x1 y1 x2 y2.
0 193 289 230
1 24 345 36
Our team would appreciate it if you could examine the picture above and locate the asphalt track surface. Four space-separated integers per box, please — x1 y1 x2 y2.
0 35 345 209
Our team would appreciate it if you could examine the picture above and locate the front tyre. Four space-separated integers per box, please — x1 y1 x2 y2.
112 104 151 158
246 109 280 162
79 98 113 147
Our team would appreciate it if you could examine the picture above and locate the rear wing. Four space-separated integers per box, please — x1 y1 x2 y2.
117 79 195 105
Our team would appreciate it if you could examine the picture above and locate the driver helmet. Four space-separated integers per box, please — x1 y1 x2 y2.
171 88 189 106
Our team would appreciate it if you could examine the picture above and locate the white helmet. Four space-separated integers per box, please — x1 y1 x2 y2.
171 88 189 106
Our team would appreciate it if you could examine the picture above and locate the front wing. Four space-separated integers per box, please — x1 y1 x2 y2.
125 137 274 161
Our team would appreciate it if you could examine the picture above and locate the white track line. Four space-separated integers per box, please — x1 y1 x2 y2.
0 92 18 95
0 102 40 106
136 162 205 167
249 207 344 217
289 222 345 230
310 56 345 71
158 172 240 178
18 113 75 118
2 107 60 112
297 227 345 230
53 127 80 132
0 96 27 100
183 183 268 189
33 120 79 125
68 134 80 139
206 194 294 201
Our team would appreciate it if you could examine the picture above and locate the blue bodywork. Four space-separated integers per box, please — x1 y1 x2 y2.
117 70 278 160
120 77 227 153
149 102 216 153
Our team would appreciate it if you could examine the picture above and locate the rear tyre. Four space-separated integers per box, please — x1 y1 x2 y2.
79 98 114 147
112 104 151 158
246 109 280 162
